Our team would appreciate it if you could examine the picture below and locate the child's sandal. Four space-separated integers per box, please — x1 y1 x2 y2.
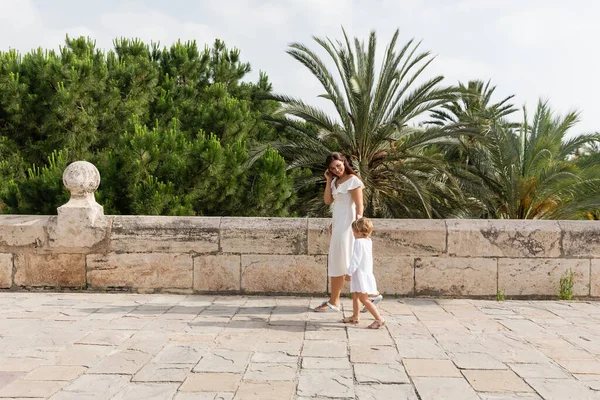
342 316 359 324
367 319 385 329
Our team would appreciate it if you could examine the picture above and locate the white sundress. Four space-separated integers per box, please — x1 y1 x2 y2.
347 238 378 294
327 175 364 277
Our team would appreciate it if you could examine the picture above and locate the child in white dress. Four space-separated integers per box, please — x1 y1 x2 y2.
343 218 385 329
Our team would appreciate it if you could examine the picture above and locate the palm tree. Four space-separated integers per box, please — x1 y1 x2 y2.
454 100 600 219
261 28 460 218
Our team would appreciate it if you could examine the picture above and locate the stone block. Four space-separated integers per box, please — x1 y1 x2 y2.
498 258 590 296
307 218 330 255
87 253 192 289
241 255 327 293
447 219 561 258
415 257 497 296
560 221 600 258
14 253 85 287
193 255 240 291
374 256 414 295
0 215 48 249
463 370 533 393
0 253 12 288
110 216 220 253
220 217 307 254
372 219 446 256
48 215 110 250
592 260 600 297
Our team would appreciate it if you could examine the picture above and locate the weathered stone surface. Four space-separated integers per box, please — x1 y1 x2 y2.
59 374 132 398
356 384 419 400
193 350 251 373
243 363 297 381
403 359 462 377
0 215 48 249
307 218 330 255
556 359 600 374
301 357 351 370
525 378 598 400
251 352 297 364
87 252 192 289
23 365 86 381
508 363 570 379
449 352 507 370
133 363 193 383
179 372 242 392
591 260 600 297
413 377 480 400
241 255 327 293
0 253 12 288
221 217 307 255
354 363 409 384
234 381 296 400
0 379 65 397
499 258 590 296
152 343 207 364
89 349 152 374
297 369 354 398
350 345 400 364
111 383 180 400
372 219 446 256
193 255 240 292
14 253 85 287
302 341 347 358
373 256 414 295
560 221 600 258
76 330 136 346
395 338 448 359
447 219 561 258
415 257 497 296
463 370 533 392
110 216 220 254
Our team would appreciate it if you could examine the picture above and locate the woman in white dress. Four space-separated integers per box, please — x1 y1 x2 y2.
314 152 365 312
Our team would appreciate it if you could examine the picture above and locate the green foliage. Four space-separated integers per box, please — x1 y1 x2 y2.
559 268 574 300
0 37 295 216
1 31 599 219
259 28 463 218
433 82 600 219
496 290 505 302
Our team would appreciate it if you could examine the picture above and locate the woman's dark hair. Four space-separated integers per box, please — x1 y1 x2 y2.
325 152 358 177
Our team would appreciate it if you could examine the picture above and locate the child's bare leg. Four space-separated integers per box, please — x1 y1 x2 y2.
352 293 361 320
358 293 382 321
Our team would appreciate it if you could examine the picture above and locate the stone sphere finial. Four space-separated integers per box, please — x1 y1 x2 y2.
62 161 101 198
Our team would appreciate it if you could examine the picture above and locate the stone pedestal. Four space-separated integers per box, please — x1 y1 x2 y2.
49 161 108 249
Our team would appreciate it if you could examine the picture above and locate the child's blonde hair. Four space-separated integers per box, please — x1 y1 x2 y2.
352 217 373 236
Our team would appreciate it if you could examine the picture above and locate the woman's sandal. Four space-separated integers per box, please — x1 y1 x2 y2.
367 319 386 329
342 316 359 324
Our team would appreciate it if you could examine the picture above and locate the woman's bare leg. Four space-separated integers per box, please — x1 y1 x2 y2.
315 275 345 310
329 276 345 307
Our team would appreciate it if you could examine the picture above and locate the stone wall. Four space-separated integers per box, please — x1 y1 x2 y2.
0 161 599 298
1 215 600 298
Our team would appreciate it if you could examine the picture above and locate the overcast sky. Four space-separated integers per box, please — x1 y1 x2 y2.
1 0 598 136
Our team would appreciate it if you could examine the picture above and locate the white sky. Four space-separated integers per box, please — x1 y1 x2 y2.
0 0 598 136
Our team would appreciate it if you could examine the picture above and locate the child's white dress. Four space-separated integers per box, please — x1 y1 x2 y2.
347 238 378 294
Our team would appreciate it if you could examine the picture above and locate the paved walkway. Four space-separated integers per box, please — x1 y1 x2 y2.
0 293 600 400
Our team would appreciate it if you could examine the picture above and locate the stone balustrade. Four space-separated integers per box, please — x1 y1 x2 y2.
0 161 599 298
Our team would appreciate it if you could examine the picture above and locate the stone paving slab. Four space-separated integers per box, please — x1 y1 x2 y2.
1 293 600 399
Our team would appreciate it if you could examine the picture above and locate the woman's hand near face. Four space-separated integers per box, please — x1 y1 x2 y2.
323 170 334 205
